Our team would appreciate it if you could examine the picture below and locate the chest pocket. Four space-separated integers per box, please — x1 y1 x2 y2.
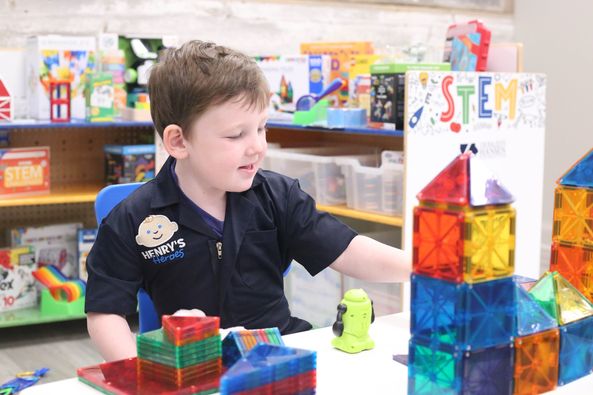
237 229 283 290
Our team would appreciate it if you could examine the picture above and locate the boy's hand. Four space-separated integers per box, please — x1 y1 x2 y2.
173 308 206 317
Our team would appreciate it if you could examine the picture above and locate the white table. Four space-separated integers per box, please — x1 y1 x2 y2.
20 313 593 394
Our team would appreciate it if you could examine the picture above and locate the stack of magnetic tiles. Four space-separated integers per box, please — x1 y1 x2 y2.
220 344 316 395
137 315 222 390
549 148 593 303
407 152 578 394
222 327 285 368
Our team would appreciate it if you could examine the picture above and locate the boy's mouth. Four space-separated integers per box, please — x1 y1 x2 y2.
239 164 255 171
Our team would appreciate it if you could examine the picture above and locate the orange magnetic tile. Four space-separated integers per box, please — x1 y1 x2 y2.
413 206 465 282
413 205 515 283
550 242 593 303
513 329 560 395
552 186 593 247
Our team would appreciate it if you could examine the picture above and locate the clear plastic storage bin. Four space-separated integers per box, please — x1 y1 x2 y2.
263 146 378 205
338 151 404 216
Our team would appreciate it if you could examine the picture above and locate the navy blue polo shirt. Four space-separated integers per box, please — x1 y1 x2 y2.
85 156 357 334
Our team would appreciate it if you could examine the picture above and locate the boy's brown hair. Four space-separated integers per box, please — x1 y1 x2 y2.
148 40 270 138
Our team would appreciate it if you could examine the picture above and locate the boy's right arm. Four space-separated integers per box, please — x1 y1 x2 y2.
87 312 137 362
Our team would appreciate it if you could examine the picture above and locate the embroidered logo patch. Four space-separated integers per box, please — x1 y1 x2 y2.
136 215 186 264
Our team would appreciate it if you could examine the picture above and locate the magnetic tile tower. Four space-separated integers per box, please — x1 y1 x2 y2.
549 147 593 302
408 152 518 394
407 152 573 395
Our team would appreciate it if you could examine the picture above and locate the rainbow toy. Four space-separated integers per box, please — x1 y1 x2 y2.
32 265 86 302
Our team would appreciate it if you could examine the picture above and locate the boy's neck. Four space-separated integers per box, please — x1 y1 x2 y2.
173 159 226 221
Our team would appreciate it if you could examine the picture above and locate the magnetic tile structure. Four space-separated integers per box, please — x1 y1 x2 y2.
219 344 316 395
552 186 593 247
515 285 557 337
413 205 515 283
222 328 285 368
408 338 514 395
411 274 516 350
558 315 593 385
409 153 568 395
413 153 516 284
557 147 593 189
550 242 593 302
513 329 560 395
528 271 593 326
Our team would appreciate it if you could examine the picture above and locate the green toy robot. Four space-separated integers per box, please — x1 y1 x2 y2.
331 288 375 353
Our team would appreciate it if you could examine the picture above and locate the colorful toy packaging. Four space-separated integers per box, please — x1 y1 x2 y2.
85 72 115 122
0 147 50 198
10 222 82 279
77 228 97 282
0 246 37 312
370 63 450 128
301 41 374 105
25 35 96 120
256 55 331 120
104 144 155 185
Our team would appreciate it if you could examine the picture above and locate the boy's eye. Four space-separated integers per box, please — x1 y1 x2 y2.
157 224 162 229
146 230 151 234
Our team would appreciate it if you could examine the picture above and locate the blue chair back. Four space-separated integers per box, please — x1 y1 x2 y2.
94 182 160 334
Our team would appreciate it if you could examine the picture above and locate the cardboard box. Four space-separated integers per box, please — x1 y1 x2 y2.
10 223 82 279
26 35 96 120
0 246 37 312
0 147 50 198
104 144 155 185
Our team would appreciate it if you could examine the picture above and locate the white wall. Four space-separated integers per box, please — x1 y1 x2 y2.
0 0 513 56
514 1 593 273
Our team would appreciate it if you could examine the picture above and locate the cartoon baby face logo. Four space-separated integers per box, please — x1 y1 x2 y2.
136 215 179 248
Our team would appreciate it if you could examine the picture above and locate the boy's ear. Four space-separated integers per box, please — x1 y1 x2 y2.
162 124 188 159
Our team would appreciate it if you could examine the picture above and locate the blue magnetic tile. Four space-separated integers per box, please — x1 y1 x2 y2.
558 148 593 188
411 275 463 347
558 316 593 385
222 328 284 368
220 344 316 393
462 343 514 395
516 285 558 336
408 337 462 395
411 275 516 350
463 277 516 349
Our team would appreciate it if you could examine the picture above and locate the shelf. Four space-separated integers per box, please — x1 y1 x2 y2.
0 184 103 208
0 306 87 328
267 121 403 137
0 119 154 130
316 204 402 227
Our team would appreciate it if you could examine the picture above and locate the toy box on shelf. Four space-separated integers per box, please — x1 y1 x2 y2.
0 78 13 122
104 144 155 185
10 223 82 279
0 246 37 312
256 55 331 120
443 20 491 71
25 35 96 120
0 147 50 198
85 72 115 122
77 228 97 282
301 41 374 105
370 62 450 129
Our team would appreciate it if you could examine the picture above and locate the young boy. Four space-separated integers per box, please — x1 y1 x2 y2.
86 40 410 362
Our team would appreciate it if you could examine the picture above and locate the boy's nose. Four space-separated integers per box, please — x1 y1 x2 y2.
247 134 266 156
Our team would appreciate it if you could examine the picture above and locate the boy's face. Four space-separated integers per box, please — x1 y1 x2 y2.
183 98 268 194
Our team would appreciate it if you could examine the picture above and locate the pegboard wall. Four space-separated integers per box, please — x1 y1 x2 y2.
8 125 154 189
0 202 96 246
